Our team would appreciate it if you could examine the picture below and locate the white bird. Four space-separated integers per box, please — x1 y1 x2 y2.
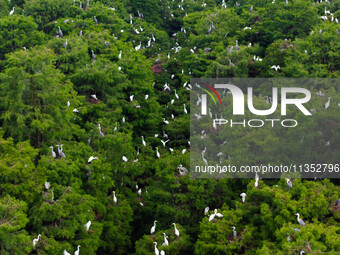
183 104 187 114
174 90 179 99
215 209 223 218
74 245 81 255
271 65 280 71
163 118 169 125
45 182 50 190
9 7 15 15
67 101 70 107
160 250 165 255
49 146 56 158
145 95 149 100
88 156 98 163
137 188 142 196
325 97 331 109
153 242 159 255
33 234 41 247
208 211 216 221
286 178 292 190
204 207 209 215
255 172 259 187
178 164 188 176
295 213 306 226
240 193 246 203
113 191 117 203
118 50 122 60
91 94 98 100
162 233 169 246
151 220 158 234
181 149 186 154
232 226 237 239
141 136 146 146
160 139 170 147
63 39 68 48
156 147 160 158
172 223 179 236
84 220 91 231
122 156 128 162
73 108 79 113
130 95 134 102
63 250 71 255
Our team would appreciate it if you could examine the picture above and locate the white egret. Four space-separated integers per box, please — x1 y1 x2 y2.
84 220 91 231
156 147 160 158
33 234 41 247
183 104 187 114
88 156 98 163
232 226 237 239
49 146 56 158
215 209 223 218
153 242 159 255
63 249 70 255
325 97 331 109
113 191 117 203
141 136 146 146
162 233 169 246
174 90 179 99
161 139 170 147
271 65 280 71
73 108 79 113
160 250 165 255
10 7 15 15
122 156 128 162
137 188 142 196
208 211 216 221
63 39 68 48
178 164 188 176
204 207 209 215
295 213 306 226
130 95 134 102
145 95 149 100
91 94 98 100
74 245 81 255
255 172 259 187
240 193 246 203
45 182 50 190
172 223 180 236
286 178 292 190
151 220 158 234
67 101 70 107
59 144 66 158
163 118 169 125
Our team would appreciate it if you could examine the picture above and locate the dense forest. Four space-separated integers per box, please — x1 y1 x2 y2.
0 0 339 254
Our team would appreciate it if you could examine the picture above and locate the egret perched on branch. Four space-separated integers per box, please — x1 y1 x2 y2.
286 178 292 190
172 223 180 236
10 7 15 15
240 193 246 203
232 226 237 239
84 220 91 231
122 156 128 162
141 136 146 146
74 245 81 255
153 242 159 255
49 146 56 158
88 156 98 163
295 213 306 226
113 191 117 203
325 97 331 109
63 249 70 255
204 207 209 215
91 94 98 100
208 210 216 221
155 147 160 158
255 172 259 187
118 50 122 60
163 118 169 125
63 39 68 48
93 16 97 24
215 209 223 218
150 220 158 234
45 182 50 190
33 234 41 247
183 104 187 114
162 233 169 246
